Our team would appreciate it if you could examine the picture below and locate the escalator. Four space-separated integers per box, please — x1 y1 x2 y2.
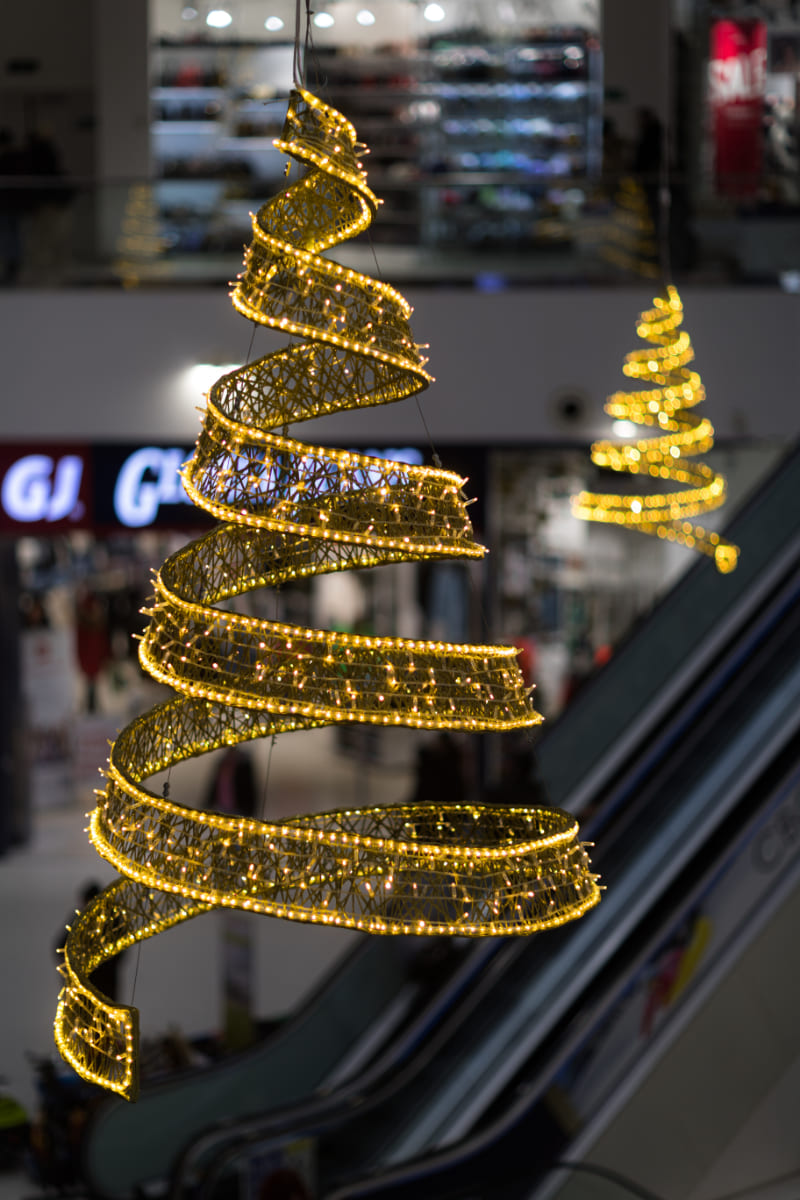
186 529 800 1200
81 927 504 1198
83 442 800 1199
322 642 800 1199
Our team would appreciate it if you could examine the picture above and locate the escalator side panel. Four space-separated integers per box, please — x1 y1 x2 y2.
541 863 800 1200
84 936 414 1199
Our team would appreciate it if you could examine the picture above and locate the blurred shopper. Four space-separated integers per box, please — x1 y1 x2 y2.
0 128 25 283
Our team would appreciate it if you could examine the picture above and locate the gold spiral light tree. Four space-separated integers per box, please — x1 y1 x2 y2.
55 89 601 1101
572 285 739 573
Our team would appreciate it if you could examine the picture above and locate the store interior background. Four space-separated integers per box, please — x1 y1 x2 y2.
1 0 800 1196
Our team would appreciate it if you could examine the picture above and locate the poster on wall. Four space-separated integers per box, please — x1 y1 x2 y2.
246 1136 316 1200
547 763 800 1127
708 18 767 197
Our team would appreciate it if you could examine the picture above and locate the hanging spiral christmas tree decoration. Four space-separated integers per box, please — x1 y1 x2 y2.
54 89 600 1101
572 285 738 573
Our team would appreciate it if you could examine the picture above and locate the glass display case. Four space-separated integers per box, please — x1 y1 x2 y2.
147 29 602 258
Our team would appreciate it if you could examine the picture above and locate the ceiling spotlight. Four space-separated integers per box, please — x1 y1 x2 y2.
181 5 199 18
313 10 335 25
265 14 285 29
423 2 445 20
206 8 233 27
356 8 376 23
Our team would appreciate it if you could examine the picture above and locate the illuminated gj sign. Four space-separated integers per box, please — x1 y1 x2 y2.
112 446 191 527
0 443 196 533
0 443 429 533
1 454 85 524
709 18 767 197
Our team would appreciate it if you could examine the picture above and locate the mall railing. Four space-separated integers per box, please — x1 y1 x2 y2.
1 171 800 288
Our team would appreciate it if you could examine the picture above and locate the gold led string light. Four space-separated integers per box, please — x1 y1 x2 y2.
55 88 600 1100
572 285 738 573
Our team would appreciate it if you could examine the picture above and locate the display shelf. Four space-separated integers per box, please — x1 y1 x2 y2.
152 121 221 133
314 32 601 247
148 30 601 254
151 86 226 100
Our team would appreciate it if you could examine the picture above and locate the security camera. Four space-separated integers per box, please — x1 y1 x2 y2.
551 388 589 428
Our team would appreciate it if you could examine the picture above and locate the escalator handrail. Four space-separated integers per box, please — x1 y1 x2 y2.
83 934 420 1195
169 936 506 1197
530 774 800 1200
581 536 800 845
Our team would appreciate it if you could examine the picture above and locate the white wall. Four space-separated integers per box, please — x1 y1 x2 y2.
547 873 800 1200
2 287 797 445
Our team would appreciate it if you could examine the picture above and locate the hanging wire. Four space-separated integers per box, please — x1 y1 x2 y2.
260 733 279 821
414 394 441 469
293 0 324 92
130 942 142 1006
359 107 493 642
293 0 304 87
556 1161 665 1200
658 20 673 285
305 0 315 87
259 579 283 820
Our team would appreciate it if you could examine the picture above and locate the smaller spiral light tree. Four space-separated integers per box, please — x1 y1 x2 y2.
572 285 739 573
55 89 601 1101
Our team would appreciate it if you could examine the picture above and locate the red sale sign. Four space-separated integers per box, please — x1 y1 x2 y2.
709 18 767 197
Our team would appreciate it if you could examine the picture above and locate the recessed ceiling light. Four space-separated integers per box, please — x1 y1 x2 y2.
423 3 445 20
356 8 376 23
313 10 335 26
265 15 285 29
206 8 233 27
181 6 199 18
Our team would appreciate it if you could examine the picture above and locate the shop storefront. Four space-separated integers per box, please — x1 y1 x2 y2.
685 1 800 281
0 442 201 851
1 432 782 854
